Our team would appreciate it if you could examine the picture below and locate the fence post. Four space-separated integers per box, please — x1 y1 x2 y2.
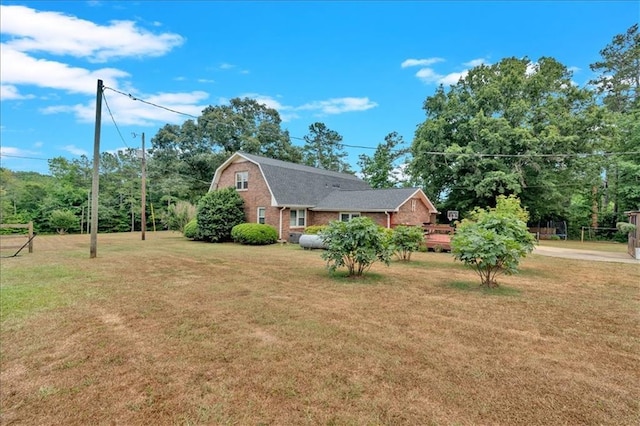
581 227 584 243
27 221 33 253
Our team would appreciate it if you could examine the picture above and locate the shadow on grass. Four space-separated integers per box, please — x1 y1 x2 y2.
444 280 522 297
327 271 387 285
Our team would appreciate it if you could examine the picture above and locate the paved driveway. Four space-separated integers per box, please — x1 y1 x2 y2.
533 245 639 264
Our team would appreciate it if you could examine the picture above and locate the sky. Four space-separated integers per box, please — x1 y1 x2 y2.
1 1 638 175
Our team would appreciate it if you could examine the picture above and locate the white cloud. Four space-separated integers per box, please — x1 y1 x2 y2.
0 84 34 100
463 58 490 67
62 145 89 156
401 57 444 68
407 58 488 86
197 78 215 84
219 63 235 70
43 90 209 126
568 66 580 73
298 97 378 115
0 5 184 63
438 71 468 86
0 146 24 156
415 68 442 84
525 62 538 76
1 43 130 95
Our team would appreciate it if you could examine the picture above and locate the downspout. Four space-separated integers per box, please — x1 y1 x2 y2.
279 206 286 240
385 211 391 229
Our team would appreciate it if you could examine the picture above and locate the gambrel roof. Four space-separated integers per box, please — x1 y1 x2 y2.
210 152 437 213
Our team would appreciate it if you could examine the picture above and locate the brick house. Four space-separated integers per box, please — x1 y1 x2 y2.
209 152 439 241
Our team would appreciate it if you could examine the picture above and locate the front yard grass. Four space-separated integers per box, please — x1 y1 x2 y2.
1 232 638 425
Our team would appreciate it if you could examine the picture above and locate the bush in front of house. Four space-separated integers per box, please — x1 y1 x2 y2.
303 225 328 235
390 225 424 261
183 219 198 239
319 216 392 277
196 187 245 242
231 223 278 245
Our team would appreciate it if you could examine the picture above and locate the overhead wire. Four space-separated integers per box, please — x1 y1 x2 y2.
102 89 130 149
100 86 640 159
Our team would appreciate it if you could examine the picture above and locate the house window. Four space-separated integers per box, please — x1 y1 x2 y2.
257 207 265 224
340 212 361 222
235 171 248 190
411 199 417 212
290 209 306 227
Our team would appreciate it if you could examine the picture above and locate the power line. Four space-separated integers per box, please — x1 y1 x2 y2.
99 86 640 160
102 90 130 149
0 154 50 161
103 86 199 119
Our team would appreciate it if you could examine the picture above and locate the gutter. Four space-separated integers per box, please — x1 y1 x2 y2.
385 211 391 229
279 206 286 240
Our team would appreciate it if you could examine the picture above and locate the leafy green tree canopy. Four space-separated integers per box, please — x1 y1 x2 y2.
358 132 408 188
410 56 606 221
302 122 351 173
590 23 639 113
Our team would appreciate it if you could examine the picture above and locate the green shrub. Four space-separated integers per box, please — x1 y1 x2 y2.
49 209 79 234
163 201 197 233
319 217 392 277
303 225 328 235
183 219 198 239
451 195 535 288
196 187 245 242
231 223 278 245
390 225 424 261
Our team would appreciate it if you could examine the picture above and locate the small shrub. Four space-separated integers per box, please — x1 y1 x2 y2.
319 217 392 277
49 209 79 235
303 225 328 235
390 225 424 261
451 195 535 288
183 219 198 239
163 201 196 233
231 223 278 245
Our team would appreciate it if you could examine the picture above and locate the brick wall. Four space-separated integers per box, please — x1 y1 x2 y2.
216 160 284 234
393 197 433 226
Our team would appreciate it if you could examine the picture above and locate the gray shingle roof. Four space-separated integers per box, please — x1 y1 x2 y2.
239 152 371 206
313 187 423 211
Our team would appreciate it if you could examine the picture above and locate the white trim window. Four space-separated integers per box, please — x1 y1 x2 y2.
257 207 266 224
340 212 361 222
290 209 306 227
235 171 248 190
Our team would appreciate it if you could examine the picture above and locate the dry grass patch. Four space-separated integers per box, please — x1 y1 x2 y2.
1 232 638 425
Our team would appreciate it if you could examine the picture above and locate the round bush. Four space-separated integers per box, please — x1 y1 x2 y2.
303 225 328 235
183 219 198 239
231 223 278 245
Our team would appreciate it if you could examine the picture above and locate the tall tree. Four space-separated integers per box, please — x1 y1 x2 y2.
302 122 351 172
589 24 640 221
358 131 408 188
410 57 606 221
198 97 301 162
589 23 639 113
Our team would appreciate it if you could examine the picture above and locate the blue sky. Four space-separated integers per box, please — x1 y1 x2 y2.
1 1 638 175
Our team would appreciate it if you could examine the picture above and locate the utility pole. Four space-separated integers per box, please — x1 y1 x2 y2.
141 132 146 241
133 132 147 241
90 79 103 258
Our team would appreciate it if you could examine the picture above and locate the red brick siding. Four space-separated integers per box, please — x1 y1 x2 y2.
392 197 433 226
216 160 281 232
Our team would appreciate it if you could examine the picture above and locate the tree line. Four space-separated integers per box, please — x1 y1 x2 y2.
1 24 637 238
